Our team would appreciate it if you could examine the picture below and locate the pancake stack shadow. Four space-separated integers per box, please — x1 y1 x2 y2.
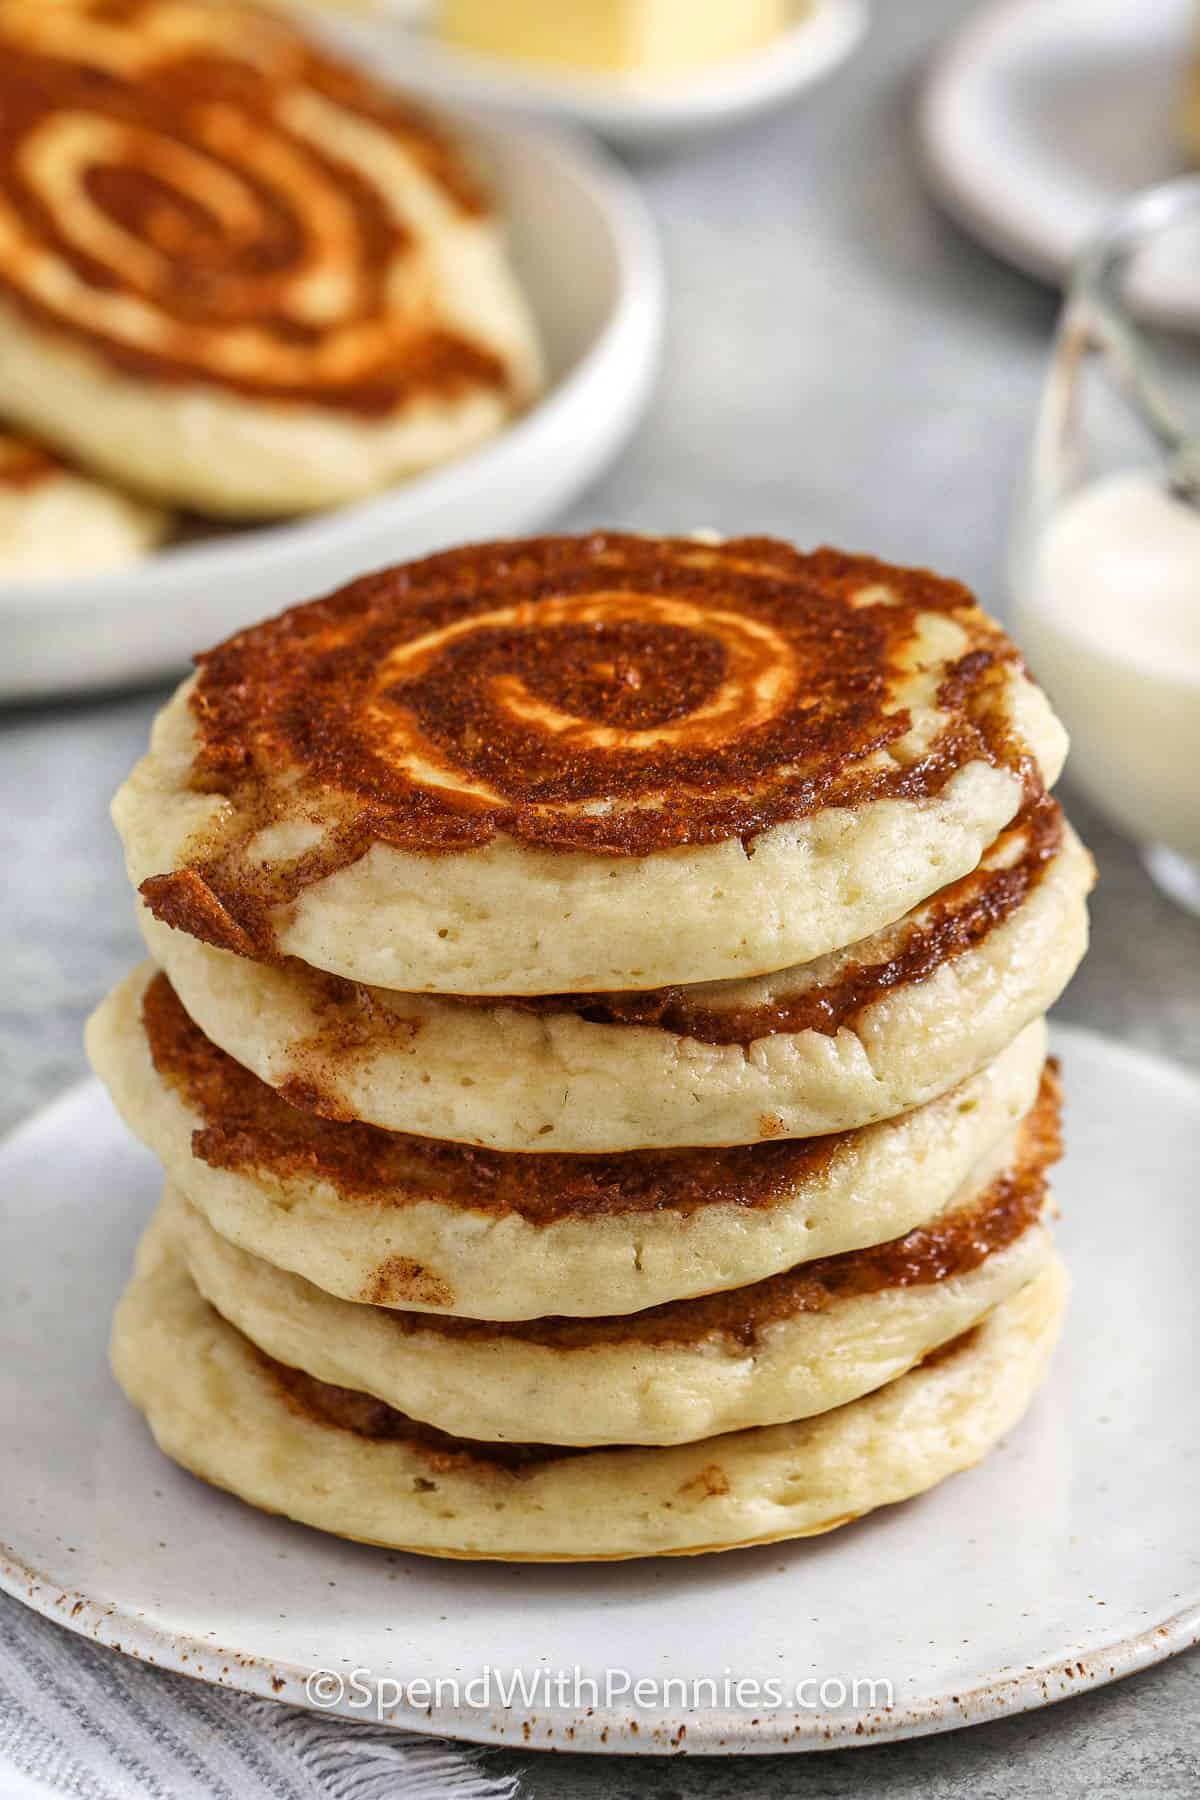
89 532 1092 1562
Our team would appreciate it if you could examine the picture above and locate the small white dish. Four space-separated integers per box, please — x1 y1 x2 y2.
0 116 662 705
919 0 1195 287
1 1025 1197 1754
317 0 868 151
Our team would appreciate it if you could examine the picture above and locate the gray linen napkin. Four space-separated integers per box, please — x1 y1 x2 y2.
0 1593 520 1800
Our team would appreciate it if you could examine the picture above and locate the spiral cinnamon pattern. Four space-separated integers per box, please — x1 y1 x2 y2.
181 533 1026 858
0 0 511 413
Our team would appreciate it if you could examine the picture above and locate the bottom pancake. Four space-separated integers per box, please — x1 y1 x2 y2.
111 1215 1068 1561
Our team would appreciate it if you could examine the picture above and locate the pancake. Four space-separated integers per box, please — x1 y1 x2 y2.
111 1215 1068 1560
168 1063 1061 1444
86 964 1048 1318
136 795 1090 1150
114 535 1069 994
0 425 168 577
0 0 542 517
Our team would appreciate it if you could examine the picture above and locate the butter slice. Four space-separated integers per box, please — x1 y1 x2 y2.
438 0 794 75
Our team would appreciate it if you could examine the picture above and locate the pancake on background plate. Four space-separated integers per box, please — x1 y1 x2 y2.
115 534 1069 994
111 1214 1069 1562
0 0 542 517
0 425 168 578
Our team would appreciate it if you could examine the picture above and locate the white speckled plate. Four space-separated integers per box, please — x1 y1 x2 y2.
918 0 1195 287
0 1026 1197 1754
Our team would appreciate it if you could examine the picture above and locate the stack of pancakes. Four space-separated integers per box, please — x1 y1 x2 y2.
90 533 1092 1561
0 0 541 576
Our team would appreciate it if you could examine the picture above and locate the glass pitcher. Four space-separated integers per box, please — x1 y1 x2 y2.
1011 177 1200 916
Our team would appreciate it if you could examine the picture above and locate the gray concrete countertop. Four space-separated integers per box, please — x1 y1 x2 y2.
1 0 1197 1791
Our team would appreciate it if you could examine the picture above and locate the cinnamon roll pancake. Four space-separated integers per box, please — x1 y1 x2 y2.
111 1214 1069 1560
116 535 1069 994
86 964 1048 1319
135 795 1090 1150
0 425 168 577
0 0 542 516
167 1060 1061 1445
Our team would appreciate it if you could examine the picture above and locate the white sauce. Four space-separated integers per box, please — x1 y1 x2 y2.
1015 470 1200 861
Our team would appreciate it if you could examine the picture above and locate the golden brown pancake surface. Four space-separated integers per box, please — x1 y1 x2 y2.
0 0 506 414
139 969 855 1221
332 1061 1062 1351
268 1358 584 1471
138 534 1040 954
265 1322 994 1473
444 794 1066 1046
140 966 1059 1269
160 796 1065 1119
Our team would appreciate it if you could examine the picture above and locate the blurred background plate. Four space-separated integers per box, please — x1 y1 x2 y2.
918 0 1198 290
317 0 868 150
0 114 663 706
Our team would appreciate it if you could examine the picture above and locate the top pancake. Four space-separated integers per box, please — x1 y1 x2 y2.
115 533 1069 993
0 0 542 513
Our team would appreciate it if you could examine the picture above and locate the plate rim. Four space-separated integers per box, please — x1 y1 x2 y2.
916 0 1191 287
2 1539 1197 1754
2 1024 1198 1755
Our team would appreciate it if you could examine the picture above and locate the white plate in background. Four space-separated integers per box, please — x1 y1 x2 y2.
1 1026 1197 1753
0 117 662 705
318 0 868 150
919 0 1195 286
